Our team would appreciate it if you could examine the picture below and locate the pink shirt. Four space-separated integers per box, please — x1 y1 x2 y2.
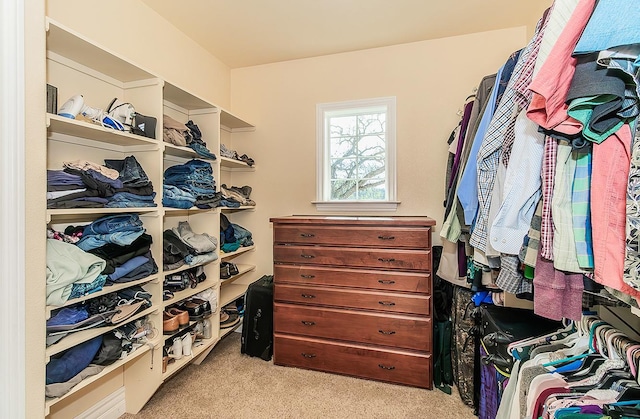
591 124 640 303
526 0 596 134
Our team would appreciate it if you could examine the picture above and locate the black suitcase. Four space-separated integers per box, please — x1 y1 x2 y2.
477 304 563 375
241 275 274 361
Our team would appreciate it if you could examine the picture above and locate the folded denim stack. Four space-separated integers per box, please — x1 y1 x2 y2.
67 213 158 287
47 156 156 209
104 156 156 208
163 159 217 209
186 120 216 160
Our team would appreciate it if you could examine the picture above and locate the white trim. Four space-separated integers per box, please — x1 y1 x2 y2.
313 201 400 212
75 387 126 419
316 97 397 210
0 0 26 417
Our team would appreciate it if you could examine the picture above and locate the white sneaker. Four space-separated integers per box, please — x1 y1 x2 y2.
182 333 192 356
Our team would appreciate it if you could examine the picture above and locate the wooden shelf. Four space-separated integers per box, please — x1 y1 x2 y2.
220 205 255 212
163 143 217 160
46 306 157 359
220 284 248 307
162 336 217 380
220 156 255 171
46 275 159 319
47 114 159 148
163 259 218 279
47 207 159 223
163 207 218 216
220 245 255 260
162 278 219 309
45 341 152 415
220 264 256 287
219 318 243 340
220 109 255 132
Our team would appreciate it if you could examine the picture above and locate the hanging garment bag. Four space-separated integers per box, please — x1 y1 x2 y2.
241 275 274 361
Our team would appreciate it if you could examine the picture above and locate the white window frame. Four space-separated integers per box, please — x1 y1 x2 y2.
314 96 398 211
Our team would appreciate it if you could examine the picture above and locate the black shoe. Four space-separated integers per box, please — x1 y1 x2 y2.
220 263 231 279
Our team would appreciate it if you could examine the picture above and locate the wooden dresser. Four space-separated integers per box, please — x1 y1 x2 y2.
270 216 435 389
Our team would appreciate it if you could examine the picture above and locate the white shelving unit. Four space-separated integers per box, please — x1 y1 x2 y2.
44 17 256 418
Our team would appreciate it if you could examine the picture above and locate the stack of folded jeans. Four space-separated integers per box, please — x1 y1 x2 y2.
162 185 196 209
47 156 156 209
163 159 217 208
186 120 217 160
76 214 146 252
104 156 156 208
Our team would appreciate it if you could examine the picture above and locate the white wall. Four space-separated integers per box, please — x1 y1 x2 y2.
46 0 232 109
230 27 529 276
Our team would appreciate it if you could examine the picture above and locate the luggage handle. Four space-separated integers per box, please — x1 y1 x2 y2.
300 233 315 238
378 301 396 306
301 320 316 326
300 254 315 259
378 329 396 335
378 364 395 370
301 353 316 358
378 235 395 240
378 258 396 262
378 279 396 285
253 309 262 340
301 274 316 279
301 294 316 299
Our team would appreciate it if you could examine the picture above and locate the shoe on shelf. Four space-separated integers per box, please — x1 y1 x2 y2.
220 263 231 280
163 311 180 335
182 332 192 356
220 312 240 329
178 300 205 321
167 307 190 328
189 297 212 318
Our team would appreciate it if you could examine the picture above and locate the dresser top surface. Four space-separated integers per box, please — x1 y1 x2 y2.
270 215 436 227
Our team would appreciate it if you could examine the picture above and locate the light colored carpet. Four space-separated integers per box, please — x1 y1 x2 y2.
121 333 476 419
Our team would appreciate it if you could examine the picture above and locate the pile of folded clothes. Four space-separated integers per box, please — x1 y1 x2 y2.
47 156 156 209
220 143 255 166
47 213 158 306
220 213 254 253
163 220 218 271
46 285 152 348
219 184 256 208
163 159 216 209
163 115 216 160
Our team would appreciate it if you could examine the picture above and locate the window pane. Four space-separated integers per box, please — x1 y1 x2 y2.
358 135 385 156
358 180 386 200
329 137 356 158
331 179 357 200
358 157 385 179
330 158 356 179
329 116 357 137
359 113 385 135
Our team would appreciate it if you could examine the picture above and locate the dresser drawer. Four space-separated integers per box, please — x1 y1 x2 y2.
274 303 431 352
275 284 431 316
274 334 432 388
273 245 431 271
273 225 431 249
274 265 431 294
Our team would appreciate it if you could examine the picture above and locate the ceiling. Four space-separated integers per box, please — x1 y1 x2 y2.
142 0 551 69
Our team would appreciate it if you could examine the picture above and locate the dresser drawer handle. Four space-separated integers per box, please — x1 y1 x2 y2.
378 364 396 370
300 274 316 279
378 279 396 285
300 233 315 238
300 254 315 259
301 294 316 299
301 321 316 326
378 301 396 306
378 330 396 335
301 353 317 358
377 258 396 263
378 235 395 240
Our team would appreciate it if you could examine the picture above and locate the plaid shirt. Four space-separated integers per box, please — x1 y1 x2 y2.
470 12 550 252
540 136 557 260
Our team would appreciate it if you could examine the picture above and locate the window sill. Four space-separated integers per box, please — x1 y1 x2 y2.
312 201 400 212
